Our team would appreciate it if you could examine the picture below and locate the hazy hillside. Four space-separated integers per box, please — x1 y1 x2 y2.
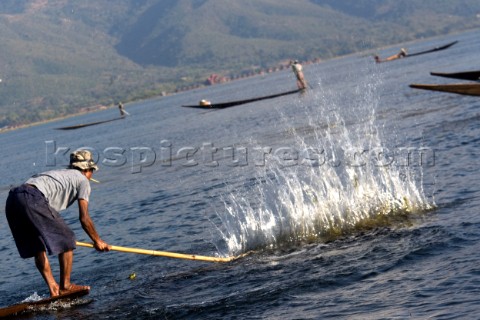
115 0 480 68
1 0 479 129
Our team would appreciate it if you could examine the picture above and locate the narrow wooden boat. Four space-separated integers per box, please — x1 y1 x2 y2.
375 41 458 63
55 116 125 130
406 40 458 57
409 83 480 96
182 89 302 109
430 70 480 82
0 287 89 317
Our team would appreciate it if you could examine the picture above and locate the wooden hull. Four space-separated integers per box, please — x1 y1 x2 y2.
406 40 458 57
182 89 302 109
0 287 89 317
56 116 125 130
430 70 480 82
409 83 480 96
375 41 458 63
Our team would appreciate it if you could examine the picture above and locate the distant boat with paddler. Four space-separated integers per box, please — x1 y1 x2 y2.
55 116 126 130
181 89 302 109
374 40 458 63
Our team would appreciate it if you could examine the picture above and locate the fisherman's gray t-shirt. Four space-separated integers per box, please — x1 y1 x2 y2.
26 169 91 212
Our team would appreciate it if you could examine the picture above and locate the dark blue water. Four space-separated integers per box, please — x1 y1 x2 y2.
1 28 480 319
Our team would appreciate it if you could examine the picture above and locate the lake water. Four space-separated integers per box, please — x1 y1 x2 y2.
1 28 480 319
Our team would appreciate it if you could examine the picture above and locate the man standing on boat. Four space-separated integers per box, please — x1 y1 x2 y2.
291 60 308 90
5 150 110 297
118 102 129 116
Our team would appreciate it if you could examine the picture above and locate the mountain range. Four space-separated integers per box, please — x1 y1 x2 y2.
1 0 479 129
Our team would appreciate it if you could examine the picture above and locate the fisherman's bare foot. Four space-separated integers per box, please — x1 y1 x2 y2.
60 283 90 295
49 284 60 297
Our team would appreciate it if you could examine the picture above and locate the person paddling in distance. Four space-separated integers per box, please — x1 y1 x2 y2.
374 48 407 63
5 150 111 297
291 60 308 90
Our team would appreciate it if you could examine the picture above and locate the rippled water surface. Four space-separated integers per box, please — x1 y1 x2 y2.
1 29 480 319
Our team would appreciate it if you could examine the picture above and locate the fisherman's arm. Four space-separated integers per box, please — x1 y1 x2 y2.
78 199 110 251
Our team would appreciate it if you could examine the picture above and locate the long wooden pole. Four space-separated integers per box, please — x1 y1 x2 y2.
76 241 243 263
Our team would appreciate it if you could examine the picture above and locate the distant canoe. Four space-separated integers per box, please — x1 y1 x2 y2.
56 116 126 130
405 40 458 57
375 41 458 62
430 70 480 82
409 83 480 97
182 89 303 109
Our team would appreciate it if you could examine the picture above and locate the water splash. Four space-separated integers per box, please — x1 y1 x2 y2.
216 71 434 255
22 292 43 302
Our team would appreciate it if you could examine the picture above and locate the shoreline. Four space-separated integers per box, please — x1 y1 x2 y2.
0 104 111 134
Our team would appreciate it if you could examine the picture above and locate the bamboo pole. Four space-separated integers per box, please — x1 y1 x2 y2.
76 241 244 263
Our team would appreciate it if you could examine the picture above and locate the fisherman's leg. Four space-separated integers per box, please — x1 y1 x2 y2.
35 251 60 297
59 249 73 290
59 250 90 294
298 79 306 90
297 79 303 89
301 79 308 90
299 74 307 89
